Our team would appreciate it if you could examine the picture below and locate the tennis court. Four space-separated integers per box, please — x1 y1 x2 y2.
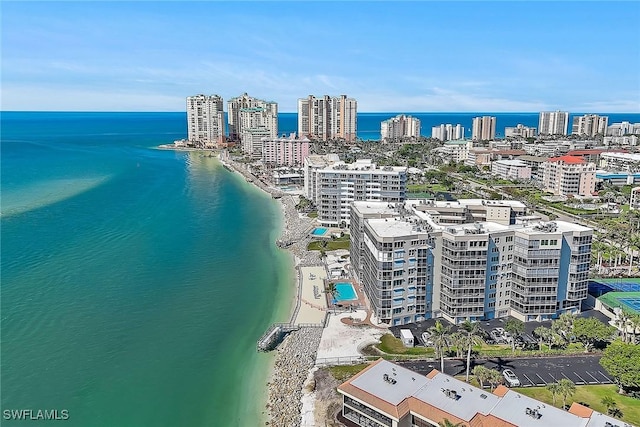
598 291 640 314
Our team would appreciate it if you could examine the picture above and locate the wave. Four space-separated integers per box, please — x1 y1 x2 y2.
1 176 112 217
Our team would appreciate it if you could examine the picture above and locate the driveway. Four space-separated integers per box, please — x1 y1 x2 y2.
399 354 614 387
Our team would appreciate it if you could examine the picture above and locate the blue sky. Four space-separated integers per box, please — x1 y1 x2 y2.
2 1 639 112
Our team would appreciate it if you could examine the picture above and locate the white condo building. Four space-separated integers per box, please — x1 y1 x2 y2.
380 115 421 142
350 199 592 326
261 133 310 167
186 94 225 147
298 95 357 142
542 155 596 196
471 116 496 141
431 123 464 141
607 121 640 136
539 111 569 135
630 187 640 210
491 159 532 180
571 114 609 137
227 93 278 149
505 124 537 138
599 152 640 172
304 156 406 227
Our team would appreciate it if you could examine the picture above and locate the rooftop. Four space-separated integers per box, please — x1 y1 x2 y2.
548 155 587 164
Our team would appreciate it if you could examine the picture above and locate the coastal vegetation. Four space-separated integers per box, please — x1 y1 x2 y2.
307 234 350 251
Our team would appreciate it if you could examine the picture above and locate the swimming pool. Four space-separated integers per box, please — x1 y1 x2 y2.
334 282 357 302
311 227 328 236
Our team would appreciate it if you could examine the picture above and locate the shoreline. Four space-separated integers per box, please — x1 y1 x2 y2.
216 151 324 426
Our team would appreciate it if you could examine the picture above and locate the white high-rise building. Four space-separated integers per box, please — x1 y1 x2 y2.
186 94 225 147
572 114 609 137
539 111 569 135
304 156 406 227
471 116 496 141
606 121 640 136
227 93 278 142
505 124 537 138
431 123 464 141
380 115 420 141
297 95 357 142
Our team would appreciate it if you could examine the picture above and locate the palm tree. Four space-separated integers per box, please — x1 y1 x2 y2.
504 318 525 353
439 420 464 427
429 320 451 373
615 311 631 343
448 332 465 359
460 320 483 382
546 382 561 406
601 395 616 410
558 379 576 409
487 369 503 391
472 365 491 389
630 314 640 344
534 326 550 351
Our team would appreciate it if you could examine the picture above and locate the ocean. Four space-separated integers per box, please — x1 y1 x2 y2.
1 112 293 426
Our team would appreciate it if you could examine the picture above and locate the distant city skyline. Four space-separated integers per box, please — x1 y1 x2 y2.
2 2 639 112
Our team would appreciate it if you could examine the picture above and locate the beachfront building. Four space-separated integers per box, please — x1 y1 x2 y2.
471 116 496 141
505 124 537 139
431 123 464 141
571 114 609 137
186 94 225 147
539 110 569 135
491 159 532 180
607 121 640 136
227 93 278 144
337 359 621 427
350 199 592 325
599 152 640 172
304 156 406 228
380 115 421 142
261 133 310 167
297 95 357 142
541 155 596 196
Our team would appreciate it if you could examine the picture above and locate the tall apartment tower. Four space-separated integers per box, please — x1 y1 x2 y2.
539 111 569 135
298 95 357 142
571 114 609 137
471 116 497 141
227 93 278 141
186 94 225 147
432 124 464 141
380 115 421 141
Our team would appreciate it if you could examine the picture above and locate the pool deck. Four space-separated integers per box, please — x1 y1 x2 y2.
294 266 329 325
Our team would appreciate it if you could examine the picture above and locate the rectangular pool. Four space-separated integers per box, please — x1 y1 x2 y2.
311 227 328 236
334 282 357 302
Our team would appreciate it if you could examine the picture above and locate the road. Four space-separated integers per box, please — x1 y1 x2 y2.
399 354 614 387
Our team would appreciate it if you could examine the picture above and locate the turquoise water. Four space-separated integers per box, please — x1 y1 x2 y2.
0 112 293 426
334 283 357 301
311 227 327 236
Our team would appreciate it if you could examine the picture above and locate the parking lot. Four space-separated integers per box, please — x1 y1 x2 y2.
400 354 614 387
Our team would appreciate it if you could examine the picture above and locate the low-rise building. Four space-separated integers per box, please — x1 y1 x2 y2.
338 359 623 427
604 135 639 146
505 124 537 138
630 187 640 210
542 155 596 196
607 121 640 136
491 159 532 180
517 155 548 182
599 152 640 172
436 140 472 163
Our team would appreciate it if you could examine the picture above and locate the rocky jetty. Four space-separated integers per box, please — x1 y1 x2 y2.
266 328 323 426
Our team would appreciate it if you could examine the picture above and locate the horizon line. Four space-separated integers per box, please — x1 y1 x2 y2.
3 110 640 115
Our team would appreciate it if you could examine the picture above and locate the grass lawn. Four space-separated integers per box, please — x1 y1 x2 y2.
377 334 435 357
307 235 350 251
307 211 318 218
408 183 450 192
515 385 640 426
328 363 370 382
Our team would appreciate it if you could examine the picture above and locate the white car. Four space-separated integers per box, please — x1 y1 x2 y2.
502 369 521 387
421 332 433 346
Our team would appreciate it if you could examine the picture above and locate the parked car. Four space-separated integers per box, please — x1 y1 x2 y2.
421 332 433 346
502 369 521 387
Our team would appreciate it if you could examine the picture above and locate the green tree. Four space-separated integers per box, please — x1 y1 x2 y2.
558 378 576 409
534 326 551 351
487 369 503 391
573 317 616 352
449 332 465 359
472 365 491 389
600 340 640 393
600 395 616 410
429 320 451 373
552 312 576 343
504 318 525 353
546 382 561 406
615 311 632 343
439 420 464 427
460 320 483 382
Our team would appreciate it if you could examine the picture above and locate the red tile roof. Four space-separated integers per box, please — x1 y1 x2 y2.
547 155 585 164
